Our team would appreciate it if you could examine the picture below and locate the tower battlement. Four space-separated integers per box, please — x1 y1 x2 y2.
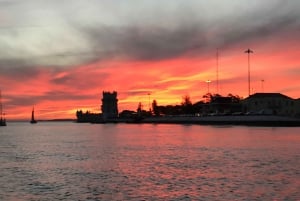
101 91 118 119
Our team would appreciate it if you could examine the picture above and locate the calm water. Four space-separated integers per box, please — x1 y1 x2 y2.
0 122 299 201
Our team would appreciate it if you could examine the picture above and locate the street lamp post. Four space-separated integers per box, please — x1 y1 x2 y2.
245 48 253 97
206 80 211 94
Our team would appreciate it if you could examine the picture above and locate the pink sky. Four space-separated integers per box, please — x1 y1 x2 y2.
0 0 299 120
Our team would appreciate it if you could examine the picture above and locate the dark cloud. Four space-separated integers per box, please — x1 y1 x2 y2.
127 90 153 97
50 69 110 89
217 14 300 51
78 24 208 61
1 0 299 66
43 91 95 101
0 61 41 79
5 91 96 109
73 2 300 62
5 96 39 108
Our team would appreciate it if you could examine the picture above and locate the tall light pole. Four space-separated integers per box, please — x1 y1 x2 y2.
245 48 253 97
206 80 211 94
261 79 264 92
216 49 219 94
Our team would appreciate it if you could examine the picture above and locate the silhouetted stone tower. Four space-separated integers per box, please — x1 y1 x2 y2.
101 91 118 119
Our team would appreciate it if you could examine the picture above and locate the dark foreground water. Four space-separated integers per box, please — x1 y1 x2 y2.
0 122 299 201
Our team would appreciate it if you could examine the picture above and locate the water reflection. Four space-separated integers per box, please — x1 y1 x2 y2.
0 122 299 200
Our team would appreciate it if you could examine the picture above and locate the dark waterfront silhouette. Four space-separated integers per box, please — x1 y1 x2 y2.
76 91 300 126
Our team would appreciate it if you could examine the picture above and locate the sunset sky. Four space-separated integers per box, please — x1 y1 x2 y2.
0 0 300 120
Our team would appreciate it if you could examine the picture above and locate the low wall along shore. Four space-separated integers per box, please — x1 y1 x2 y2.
120 115 300 127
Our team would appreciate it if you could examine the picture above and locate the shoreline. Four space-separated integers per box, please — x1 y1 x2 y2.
85 115 300 127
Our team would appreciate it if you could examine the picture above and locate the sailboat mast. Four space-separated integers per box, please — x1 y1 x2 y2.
0 91 2 120
32 107 34 121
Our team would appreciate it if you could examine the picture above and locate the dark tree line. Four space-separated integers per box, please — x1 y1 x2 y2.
151 94 243 116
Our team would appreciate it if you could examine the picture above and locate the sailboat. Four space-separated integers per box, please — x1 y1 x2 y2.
30 107 37 124
0 90 7 126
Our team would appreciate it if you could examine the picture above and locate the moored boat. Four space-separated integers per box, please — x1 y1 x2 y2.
30 107 37 124
0 90 6 126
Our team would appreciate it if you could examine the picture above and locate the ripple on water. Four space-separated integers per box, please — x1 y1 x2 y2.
1 124 299 200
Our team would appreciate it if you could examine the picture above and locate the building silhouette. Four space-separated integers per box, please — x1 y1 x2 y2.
101 91 118 119
243 93 300 116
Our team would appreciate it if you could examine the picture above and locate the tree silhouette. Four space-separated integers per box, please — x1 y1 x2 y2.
152 100 160 116
181 95 194 114
182 95 192 106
